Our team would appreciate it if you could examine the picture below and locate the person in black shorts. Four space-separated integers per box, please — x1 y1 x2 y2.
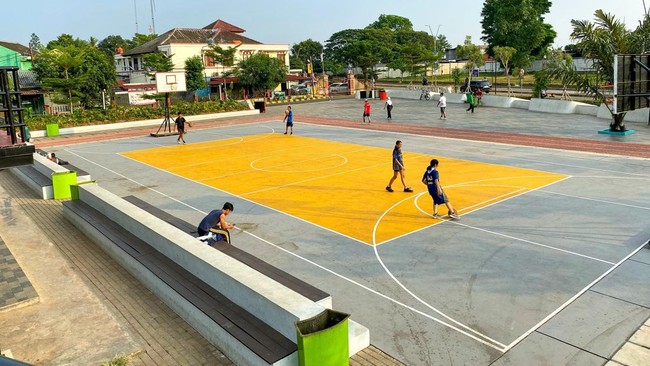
386 140 413 193
197 202 235 244
175 112 191 144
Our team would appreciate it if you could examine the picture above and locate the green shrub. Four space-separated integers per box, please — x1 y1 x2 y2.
27 100 249 130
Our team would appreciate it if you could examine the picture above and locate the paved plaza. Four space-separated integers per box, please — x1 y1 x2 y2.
0 97 649 365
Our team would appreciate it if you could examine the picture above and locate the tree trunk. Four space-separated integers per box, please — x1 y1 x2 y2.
610 113 627 132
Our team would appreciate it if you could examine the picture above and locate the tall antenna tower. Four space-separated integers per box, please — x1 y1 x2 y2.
150 0 156 34
133 0 139 34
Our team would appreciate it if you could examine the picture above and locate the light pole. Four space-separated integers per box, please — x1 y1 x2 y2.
425 24 442 89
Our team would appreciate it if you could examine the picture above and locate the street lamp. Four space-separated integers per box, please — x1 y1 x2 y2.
425 24 442 89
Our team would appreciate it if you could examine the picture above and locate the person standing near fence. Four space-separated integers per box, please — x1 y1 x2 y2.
384 97 393 119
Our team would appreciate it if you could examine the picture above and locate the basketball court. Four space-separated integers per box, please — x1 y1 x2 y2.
45 101 650 365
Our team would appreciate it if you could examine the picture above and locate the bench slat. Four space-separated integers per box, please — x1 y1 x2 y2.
123 195 330 303
140 254 295 361
16 165 51 187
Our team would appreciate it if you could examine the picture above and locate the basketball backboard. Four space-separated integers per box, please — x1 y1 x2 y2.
155 72 187 93
613 54 650 114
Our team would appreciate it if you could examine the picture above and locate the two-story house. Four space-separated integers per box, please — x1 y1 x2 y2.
115 19 289 84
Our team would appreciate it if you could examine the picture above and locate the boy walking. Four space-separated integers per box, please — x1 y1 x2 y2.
386 140 413 193
175 112 191 144
437 92 447 120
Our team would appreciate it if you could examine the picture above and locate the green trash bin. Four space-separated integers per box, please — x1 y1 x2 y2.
51 171 77 200
46 123 60 137
295 309 350 366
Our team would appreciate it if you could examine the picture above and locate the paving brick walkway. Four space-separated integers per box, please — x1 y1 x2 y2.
0 170 401 365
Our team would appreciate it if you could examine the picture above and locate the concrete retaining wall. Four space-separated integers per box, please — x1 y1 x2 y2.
30 109 260 138
67 183 369 363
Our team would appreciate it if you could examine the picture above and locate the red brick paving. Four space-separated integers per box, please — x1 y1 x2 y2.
33 114 650 159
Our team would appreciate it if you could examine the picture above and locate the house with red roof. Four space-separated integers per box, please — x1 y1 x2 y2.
115 19 289 85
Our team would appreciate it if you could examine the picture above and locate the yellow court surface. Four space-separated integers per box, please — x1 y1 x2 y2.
122 134 567 245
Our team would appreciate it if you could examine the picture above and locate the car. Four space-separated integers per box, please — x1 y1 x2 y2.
460 80 491 93
328 82 348 94
291 85 310 95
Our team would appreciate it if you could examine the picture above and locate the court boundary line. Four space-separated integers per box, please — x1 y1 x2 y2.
501 240 650 352
63 147 508 351
63 123 650 354
372 193 508 350
538 188 650 211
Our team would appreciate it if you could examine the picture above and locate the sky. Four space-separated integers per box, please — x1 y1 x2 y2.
3 0 648 50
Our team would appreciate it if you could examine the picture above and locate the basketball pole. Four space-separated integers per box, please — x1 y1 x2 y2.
151 92 175 137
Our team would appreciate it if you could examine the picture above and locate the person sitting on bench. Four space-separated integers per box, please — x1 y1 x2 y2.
196 202 235 244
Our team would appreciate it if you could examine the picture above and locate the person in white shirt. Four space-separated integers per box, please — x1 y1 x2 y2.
384 97 393 119
437 92 447 120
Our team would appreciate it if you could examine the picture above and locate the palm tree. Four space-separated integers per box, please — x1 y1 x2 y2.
570 10 631 131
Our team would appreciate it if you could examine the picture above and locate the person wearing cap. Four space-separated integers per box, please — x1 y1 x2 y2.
384 96 393 119
362 99 372 124
197 202 235 244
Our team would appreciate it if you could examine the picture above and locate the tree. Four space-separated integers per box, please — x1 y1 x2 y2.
143 52 174 73
290 39 323 71
389 30 436 82
29 33 41 55
366 14 413 32
128 33 158 49
481 0 556 68
456 36 485 85
544 49 578 100
450 68 464 92
77 46 116 106
325 28 391 89
570 10 632 131
205 44 240 72
37 46 86 113
233 53 287 97
98 35 129 56
185 55 207 100
493 46 516 95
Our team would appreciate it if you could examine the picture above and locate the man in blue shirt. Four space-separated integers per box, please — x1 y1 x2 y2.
197 202 235 243
283 106 293 135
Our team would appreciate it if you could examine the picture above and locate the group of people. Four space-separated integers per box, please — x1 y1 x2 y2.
360 92 449 122
386 140 459 219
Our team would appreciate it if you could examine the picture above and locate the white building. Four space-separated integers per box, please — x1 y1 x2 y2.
115 19 290 84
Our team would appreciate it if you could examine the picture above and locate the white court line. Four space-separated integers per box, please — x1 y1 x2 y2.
63 148 507 351
372 194 508 350
502 239 650 352
539 189 650 211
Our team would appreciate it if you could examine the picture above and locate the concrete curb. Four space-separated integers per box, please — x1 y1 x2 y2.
31 109 260 138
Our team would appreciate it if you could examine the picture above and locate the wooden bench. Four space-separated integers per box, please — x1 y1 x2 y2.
63 199 297 365
123 195 331 306
12 165 53 199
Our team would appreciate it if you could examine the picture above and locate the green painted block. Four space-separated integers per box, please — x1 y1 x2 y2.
51 171 77 200
46 123 60 137
70 180 97 200
296 309 350 366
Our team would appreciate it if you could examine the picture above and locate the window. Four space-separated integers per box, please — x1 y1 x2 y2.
277 52 286 61
204 55 215 67
241 50 254 60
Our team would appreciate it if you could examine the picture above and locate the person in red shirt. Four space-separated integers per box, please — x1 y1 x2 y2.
362 99 372 124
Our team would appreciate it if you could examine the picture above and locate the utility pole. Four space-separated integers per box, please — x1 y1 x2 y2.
134 0 139 34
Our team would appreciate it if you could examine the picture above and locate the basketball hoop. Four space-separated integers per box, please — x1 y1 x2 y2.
168 83 177 92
